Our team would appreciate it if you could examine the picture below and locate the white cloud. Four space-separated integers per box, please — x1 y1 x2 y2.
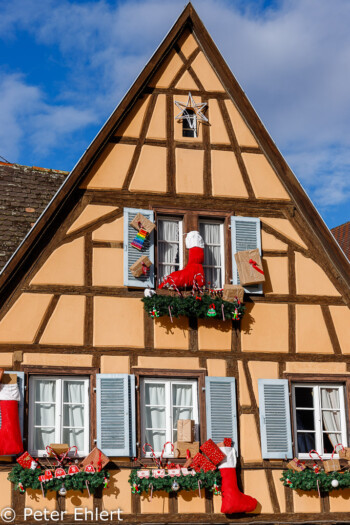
0 72 96 162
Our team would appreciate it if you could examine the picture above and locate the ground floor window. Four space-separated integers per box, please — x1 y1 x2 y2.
140 377 198 457
292 383 347 458
28 376 89 456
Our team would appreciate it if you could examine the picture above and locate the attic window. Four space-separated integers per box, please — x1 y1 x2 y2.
182 109 197 137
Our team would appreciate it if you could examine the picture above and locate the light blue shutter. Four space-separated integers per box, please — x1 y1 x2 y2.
96 374 136 456
124 207 154 288
231 216 262 294
258 379 292 459
205 377 238 454
0 372 25 451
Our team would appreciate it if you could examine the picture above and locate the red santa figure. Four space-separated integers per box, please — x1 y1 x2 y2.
0 376 23 455
218 445 257 514
158 231 205 289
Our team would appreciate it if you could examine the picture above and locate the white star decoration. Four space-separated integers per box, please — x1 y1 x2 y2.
174 92 208 131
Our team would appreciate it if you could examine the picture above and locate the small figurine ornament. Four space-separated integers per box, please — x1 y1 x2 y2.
207 304 216 317
132 482 141 494
54 468 66 479
68 465 80 476
150 308 160 318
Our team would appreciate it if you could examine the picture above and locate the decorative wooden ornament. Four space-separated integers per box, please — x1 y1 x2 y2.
68 465 80 476
234 249 265 286
84 464 96 474
174 92 208 130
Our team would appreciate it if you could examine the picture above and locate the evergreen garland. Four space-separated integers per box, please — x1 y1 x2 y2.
142 294 245 320
129 469 221 493
281 469 350 492
8 464 109 494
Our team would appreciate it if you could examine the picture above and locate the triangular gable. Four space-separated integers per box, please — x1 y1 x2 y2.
0 2 349 309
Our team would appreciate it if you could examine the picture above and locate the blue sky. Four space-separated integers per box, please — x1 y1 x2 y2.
0 0 349 229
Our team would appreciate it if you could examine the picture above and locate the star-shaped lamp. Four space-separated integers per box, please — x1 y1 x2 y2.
174 92 208 136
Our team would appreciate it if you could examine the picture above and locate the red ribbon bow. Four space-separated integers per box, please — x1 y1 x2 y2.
249 259 264 275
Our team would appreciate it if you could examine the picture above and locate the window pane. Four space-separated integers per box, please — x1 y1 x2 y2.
173 407 193 424
63 428 85 450
199 222 222 288
296 409 315 431
145 383 165 406
172 384 193 406
145 430 166 454
63 405 85 427
34 428 55 450
158 220 179 242
35 404 55 426
321 388 340 409
322 410 341 433
295 387 314 408
63 381 84 403
323 432 342 454
297 432 315 453
145 407 166 429
35 380 56 402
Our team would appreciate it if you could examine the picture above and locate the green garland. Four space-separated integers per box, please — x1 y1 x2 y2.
281 469 350 492
142 294 245 320
129 469 221 493
8 464 109 494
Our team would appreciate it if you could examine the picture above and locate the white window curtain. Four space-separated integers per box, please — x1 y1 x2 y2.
321 388 342 448
157 218 181 284
199 222 223 288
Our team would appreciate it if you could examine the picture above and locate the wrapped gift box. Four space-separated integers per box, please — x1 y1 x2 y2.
80 447 109 471
130 255 152 278
222 284 244 303
191 453 216 473
130 213 155 234
323 458 341 473
174 441 199 459
177 419 195 442
287 458 306 472
200 439 226 465
234 249 265 286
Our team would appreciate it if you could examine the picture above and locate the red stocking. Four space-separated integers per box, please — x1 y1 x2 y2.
218 446 257 514
220 467 257 514
0 384 23 455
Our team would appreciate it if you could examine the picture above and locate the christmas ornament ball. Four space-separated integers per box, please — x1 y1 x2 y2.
331 479 339 488
171 480 180 491
59 485 67 496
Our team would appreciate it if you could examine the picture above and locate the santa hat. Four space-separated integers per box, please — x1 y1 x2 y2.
186 231 205 249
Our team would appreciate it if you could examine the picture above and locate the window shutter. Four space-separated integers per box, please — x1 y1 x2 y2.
231 216 262 294
96 374 136 456
205 377 238 454
124 207 154 288
258 379 293 459
0 371 25 446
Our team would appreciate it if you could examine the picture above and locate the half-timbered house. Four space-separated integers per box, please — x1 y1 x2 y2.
1 3 350 523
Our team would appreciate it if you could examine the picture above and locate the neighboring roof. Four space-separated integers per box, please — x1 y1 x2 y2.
332 221 350 260
0 162 68 271
0 2 349 306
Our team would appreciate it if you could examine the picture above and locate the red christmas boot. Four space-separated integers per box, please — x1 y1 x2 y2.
218 446 257 514
158 231 205 289
0 382 23 455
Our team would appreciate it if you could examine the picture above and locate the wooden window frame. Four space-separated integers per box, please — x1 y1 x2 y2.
154 208 232 287
21 366 98 456
285 374 350 460
133 368 207 463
